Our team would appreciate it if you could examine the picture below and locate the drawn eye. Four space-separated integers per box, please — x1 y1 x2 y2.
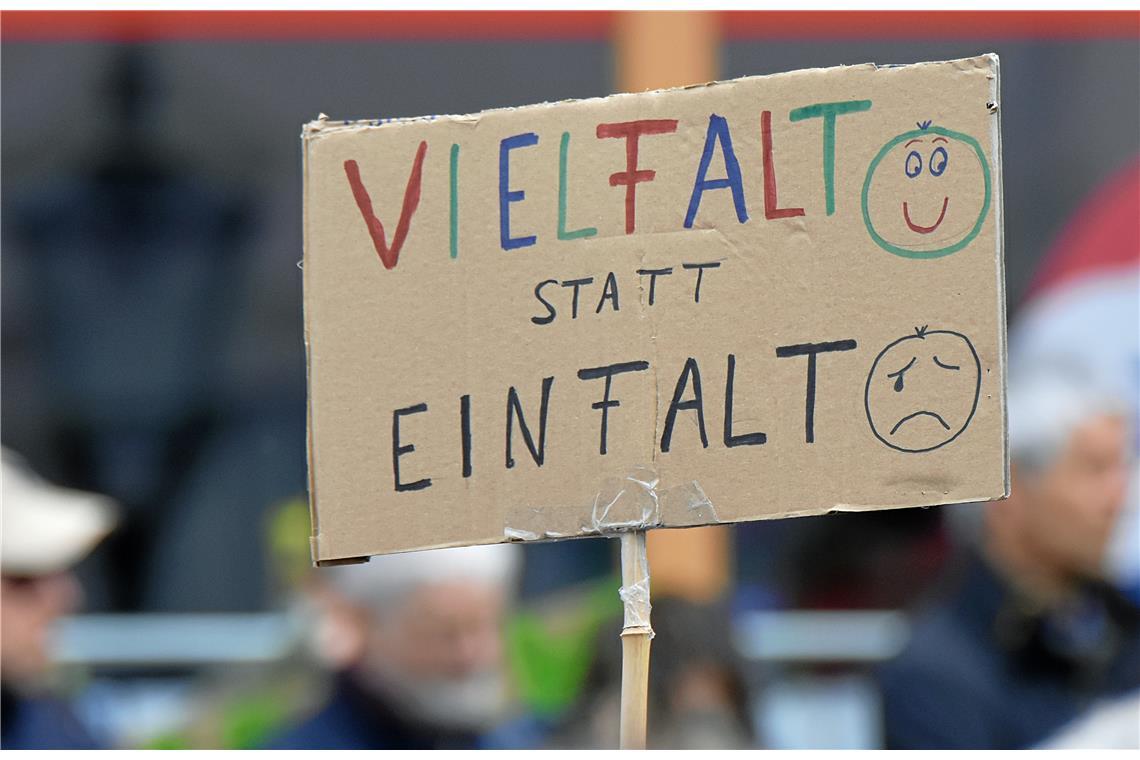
887 356 917 392
905 151 922 178
933 355 959 370
930 146 948 177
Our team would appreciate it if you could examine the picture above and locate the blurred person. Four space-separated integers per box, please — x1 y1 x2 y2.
262 542 539 749
1104 464 1140 605
877 374 1139 749
1 448 116 749
1008 157 1139 607
552 595 754 749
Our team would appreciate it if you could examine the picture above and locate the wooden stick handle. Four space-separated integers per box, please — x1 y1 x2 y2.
619 530 652 749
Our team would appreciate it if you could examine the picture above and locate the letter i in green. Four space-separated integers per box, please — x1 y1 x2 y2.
450 143 460 258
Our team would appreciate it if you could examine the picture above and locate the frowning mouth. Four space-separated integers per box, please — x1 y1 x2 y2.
890 410 950 435
902 197 949 233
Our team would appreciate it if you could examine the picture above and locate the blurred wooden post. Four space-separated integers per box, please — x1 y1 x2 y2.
618 531 651 749
614 11 719 94
612 12 727 750
614 10 732 606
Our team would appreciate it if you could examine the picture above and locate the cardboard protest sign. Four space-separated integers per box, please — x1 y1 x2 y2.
303 55 1008 563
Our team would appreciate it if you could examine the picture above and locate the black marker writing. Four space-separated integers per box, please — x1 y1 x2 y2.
775 339 858 443
724 354 766 447
393 403 432 492
661 357 708 452
683 261 722 303
506 376 555 468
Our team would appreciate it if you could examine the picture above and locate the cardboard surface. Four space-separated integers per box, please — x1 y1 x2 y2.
303 55 1008 563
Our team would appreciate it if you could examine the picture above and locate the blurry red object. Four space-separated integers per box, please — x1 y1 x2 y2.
1025 157 1140 304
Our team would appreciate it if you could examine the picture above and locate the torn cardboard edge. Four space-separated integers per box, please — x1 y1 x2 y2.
318 488 998 567
495 470 1003 547
300 56 998 141
989 55 1013 501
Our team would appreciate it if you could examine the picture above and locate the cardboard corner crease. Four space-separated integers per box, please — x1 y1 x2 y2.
303 55 1007 563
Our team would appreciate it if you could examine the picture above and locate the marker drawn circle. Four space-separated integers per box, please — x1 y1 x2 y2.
861 126 992 260
864 329 982 453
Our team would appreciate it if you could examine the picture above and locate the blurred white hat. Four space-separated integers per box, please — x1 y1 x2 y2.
324 542 522 612
1 448 117 576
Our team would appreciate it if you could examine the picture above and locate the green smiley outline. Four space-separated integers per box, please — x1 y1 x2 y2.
861 125 992 259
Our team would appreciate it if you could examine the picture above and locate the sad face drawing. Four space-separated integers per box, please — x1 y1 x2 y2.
864 326 982 453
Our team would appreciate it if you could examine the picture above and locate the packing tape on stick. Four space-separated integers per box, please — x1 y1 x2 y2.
501 465 720 542
619 531 653 638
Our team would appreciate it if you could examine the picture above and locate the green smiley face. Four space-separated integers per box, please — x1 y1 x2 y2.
861 125 992 259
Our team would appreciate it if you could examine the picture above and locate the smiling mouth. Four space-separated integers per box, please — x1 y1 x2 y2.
902 197 949 233
890 410 951 435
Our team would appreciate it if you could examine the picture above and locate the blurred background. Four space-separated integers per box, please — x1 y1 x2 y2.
2 9 1138 750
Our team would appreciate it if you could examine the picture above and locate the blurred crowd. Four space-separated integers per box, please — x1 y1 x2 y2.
2 24 1138 751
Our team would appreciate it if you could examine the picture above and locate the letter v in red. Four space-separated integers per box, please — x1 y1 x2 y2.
343 141 428 270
